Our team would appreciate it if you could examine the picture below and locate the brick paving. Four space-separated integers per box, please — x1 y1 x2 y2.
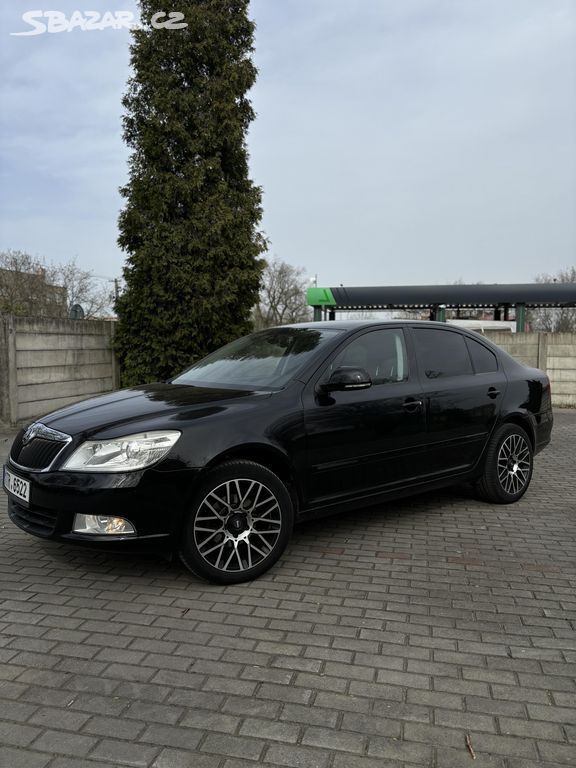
1 411 575 768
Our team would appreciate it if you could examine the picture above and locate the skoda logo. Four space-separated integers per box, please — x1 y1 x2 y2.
22 422 69 445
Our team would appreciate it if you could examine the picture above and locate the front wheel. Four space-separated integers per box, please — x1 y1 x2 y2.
476 424 533 504
179 460 294 584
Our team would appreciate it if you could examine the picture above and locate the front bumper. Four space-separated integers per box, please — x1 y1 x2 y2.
4 460 199 549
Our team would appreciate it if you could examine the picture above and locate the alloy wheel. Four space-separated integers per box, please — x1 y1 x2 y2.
497 434 531 495
193 478 282 573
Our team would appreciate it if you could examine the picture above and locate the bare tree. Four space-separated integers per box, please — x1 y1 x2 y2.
0 250 113 319
253 258 312 329
52 258 113 318
530 266 576 332
0 250 66 317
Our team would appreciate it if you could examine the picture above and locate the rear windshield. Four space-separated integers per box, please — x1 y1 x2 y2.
172 327 343 389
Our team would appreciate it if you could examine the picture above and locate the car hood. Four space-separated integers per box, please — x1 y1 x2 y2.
40 383 272 436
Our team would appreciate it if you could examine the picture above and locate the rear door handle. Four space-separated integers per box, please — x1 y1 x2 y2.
487 387 500 399
402 398 423 411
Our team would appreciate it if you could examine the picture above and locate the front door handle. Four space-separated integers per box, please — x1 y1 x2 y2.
487 387 500 399
402 398 423 412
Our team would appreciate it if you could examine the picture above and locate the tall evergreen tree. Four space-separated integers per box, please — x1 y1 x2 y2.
115 0 266 385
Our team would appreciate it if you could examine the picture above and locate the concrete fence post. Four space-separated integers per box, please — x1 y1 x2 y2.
108 320 120 389
0 317 8 424
537 332 548 371
6 315 19 425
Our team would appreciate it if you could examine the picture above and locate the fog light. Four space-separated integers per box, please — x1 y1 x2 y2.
73 514 136 535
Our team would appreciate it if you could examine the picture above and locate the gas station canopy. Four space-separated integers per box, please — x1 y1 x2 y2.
307 283 576 332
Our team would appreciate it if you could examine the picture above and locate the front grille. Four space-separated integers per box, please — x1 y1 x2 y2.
9 501 58 537
10 429 25 459
11 436 68 470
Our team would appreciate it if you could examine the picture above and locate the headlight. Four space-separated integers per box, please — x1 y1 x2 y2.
62 431 181 472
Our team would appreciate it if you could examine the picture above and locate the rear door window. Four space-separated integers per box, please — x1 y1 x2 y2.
413 328 473 379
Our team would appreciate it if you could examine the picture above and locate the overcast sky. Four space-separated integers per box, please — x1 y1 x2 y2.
1 0 575 290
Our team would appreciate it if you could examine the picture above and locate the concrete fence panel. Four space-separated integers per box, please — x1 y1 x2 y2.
485 331 576 407
484 331 540 368
0 315 120 426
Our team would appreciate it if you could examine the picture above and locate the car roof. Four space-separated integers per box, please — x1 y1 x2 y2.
281 320 463 331
278 319 510 362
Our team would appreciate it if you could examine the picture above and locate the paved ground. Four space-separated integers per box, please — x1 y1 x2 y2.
1 411 575 768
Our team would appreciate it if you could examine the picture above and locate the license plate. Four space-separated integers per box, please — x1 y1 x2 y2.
3 467 30 504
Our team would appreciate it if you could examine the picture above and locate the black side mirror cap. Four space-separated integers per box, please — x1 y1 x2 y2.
319 366 372 393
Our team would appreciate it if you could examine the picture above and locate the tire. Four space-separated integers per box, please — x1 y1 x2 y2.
476 423 533 504
178 460 294 584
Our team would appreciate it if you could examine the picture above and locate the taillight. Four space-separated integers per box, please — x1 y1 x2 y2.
543 379 552 408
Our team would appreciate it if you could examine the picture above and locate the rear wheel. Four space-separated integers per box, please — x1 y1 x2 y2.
179 460 294 584
477 424 533 504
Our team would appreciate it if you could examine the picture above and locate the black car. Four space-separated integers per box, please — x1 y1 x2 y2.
3 321 552 583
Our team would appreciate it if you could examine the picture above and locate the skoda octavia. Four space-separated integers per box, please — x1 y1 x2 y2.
3 321 553 583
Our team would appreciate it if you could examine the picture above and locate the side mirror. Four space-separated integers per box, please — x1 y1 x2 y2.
319 366 372 393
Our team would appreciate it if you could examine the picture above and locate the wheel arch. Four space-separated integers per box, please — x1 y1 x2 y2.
499 412 536 450
202 443 301 515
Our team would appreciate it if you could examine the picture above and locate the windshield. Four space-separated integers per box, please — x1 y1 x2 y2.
172 327 343 389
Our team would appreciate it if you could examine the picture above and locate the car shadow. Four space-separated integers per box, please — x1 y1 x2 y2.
293 483 475 537
23 484 477 585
